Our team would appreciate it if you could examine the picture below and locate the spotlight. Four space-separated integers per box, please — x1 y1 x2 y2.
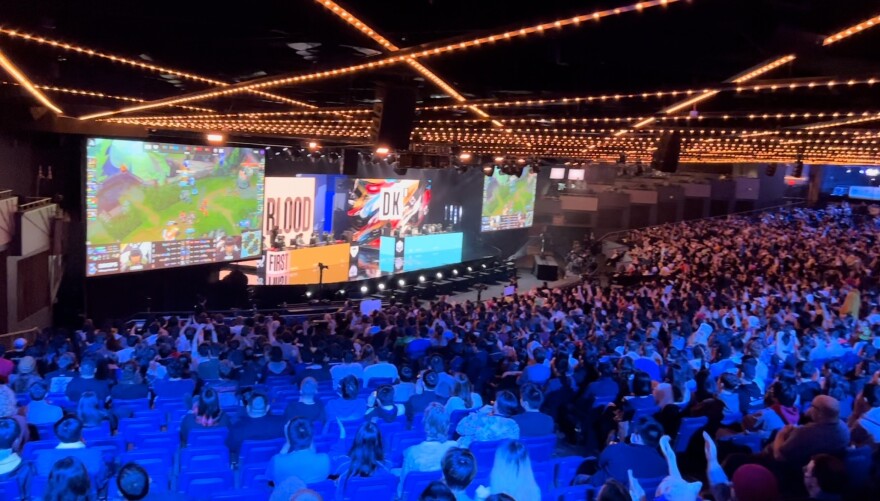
481 264 487 269
467 266 473 272
206 133 224 144
378 283 386 291
436 272 443 279
308 141 319 151
398 279 406 287
494 156 505 164
375 146 390 157
482 165 495 177
360 285 368 293
306 291 312 298
516 158 526 165
460 152 472 162
338 289 346 295
419 275 426 283
452 269 459 275
867 168 879 177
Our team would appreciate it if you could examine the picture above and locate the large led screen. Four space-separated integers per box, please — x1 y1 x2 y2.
85 138 265 276
346 178 430 246
480 166 537 232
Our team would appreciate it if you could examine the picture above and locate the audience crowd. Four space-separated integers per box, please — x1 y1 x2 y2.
0 203 879 500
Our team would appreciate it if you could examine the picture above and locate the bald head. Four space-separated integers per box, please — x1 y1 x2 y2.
810 395 840 423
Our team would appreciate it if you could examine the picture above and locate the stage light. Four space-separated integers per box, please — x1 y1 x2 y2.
481 264 487 269
436 272 443 279
398 279 406 287
360 285 368 293
206 133 225 144
494 156 505 164
459 152 472 162
482 165 495 177
306 291 312 298
867 168 880 177
452 269 459 275
375 146 390 157
467 266 473 272
339 289 346 295
378 283 386 291
419 275 426 283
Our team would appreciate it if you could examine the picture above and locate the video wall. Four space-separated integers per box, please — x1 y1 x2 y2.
85 138 265 276
345 178 430 247
480 166 538 232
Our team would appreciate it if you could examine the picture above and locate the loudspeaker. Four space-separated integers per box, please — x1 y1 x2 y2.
654 131 682 173
370 83 417 150
342 149 359 176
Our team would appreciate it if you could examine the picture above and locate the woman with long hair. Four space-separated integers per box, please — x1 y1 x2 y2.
445 373 482 413
76 391 116 434
179 387 231 446
487 440 540 501
43 456 95 501
336 421 392 492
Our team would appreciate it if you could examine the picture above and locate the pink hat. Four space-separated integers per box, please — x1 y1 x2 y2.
731 464 779 501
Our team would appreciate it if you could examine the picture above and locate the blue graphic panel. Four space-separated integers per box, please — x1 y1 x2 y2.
379 232 463 272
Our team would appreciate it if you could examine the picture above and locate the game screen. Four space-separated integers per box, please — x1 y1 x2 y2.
480 166 537 232
85 138 265 276
346 178 430 247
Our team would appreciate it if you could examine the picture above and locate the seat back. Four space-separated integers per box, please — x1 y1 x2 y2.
673 416 708 453
448 409 475 438
342 474 399 501
307 479 337 500
553 483 596 501
468 439 505 472
401 470 441 501
188 427 229 447
0 478 21 499
178 470 234 500
22 440 57 461
389 430 427 467
521 434 556 462
239 438 285 466
180 446 230 471
553 455 588 488
634 359 662 382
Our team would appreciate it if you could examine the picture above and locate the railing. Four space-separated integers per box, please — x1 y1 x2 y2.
596 199 807 243
0 327 41 349
19 197 52 211
0 190 13 200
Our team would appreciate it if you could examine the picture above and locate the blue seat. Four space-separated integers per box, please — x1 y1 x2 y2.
187 427 229 448
340 474 399 501
81 422 113 442
308 479 337 500
178 470 234 500
121 448 173 473
22 440 57 461
631 405 661 422
553 455 588 488
521 434 556 462
468 440 505 472
719 433 763 453
533 461 554 494
211 488 271 501
180 447 230 472
133 431 178 451
634 358 662 382
553 483 596 501
390 430 427 467
673 416 708 453
637 476 665 501
366 377 395 389
0 478 21 499
448 409 476 438
401 470 441 501
34 423 56 442
112 473 171 498
121 422 161 445
239 461 271 490
239 438 285 466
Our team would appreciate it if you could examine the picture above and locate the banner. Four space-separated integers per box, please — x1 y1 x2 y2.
263 177 316 247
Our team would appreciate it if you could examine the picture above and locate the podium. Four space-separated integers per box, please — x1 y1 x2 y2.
533 255 559 281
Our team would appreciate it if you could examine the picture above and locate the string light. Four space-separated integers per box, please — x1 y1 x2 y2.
801 112 880 130
0 45 63 114
729 55 796 83
0 27 315 109
0 81 216 113
823 14 880 46
78 0 682 119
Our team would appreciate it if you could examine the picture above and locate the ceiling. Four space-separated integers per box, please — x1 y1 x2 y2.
1 0 880 164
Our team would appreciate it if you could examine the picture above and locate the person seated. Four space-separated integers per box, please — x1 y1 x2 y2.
583 359 619 405
481 440 540 501
264 346 292 378
8 356 42 393
284 377 326 424
194 344 220 381
43 456 96 501
419 481 457 501
362 349 399 387
803 453 847 501
330 351 364 390
76 391 117 435
0 418 30 496
620 370 658 417
445 373 483 414
517 348 551 386
0 386 28 452
716 373 745 424
335 422 394 495
266 417 330 485
26 381 63 426
394 366 418 404
294 233 306 247
151 359 195 404
442 447 477 501
111 362 150 401
365 385 405 423
226 392 287 464
743 380 799 437
512 384 555 437
35 417 107 479
771 395 850 468
400 402 458 496
406 371 448 421
849 382 880 441
44 353 77 394
65 358 110 403
116 462 152 501
325 375 368 425
455 390 520 447
590 417 668 487
179 387 232 447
